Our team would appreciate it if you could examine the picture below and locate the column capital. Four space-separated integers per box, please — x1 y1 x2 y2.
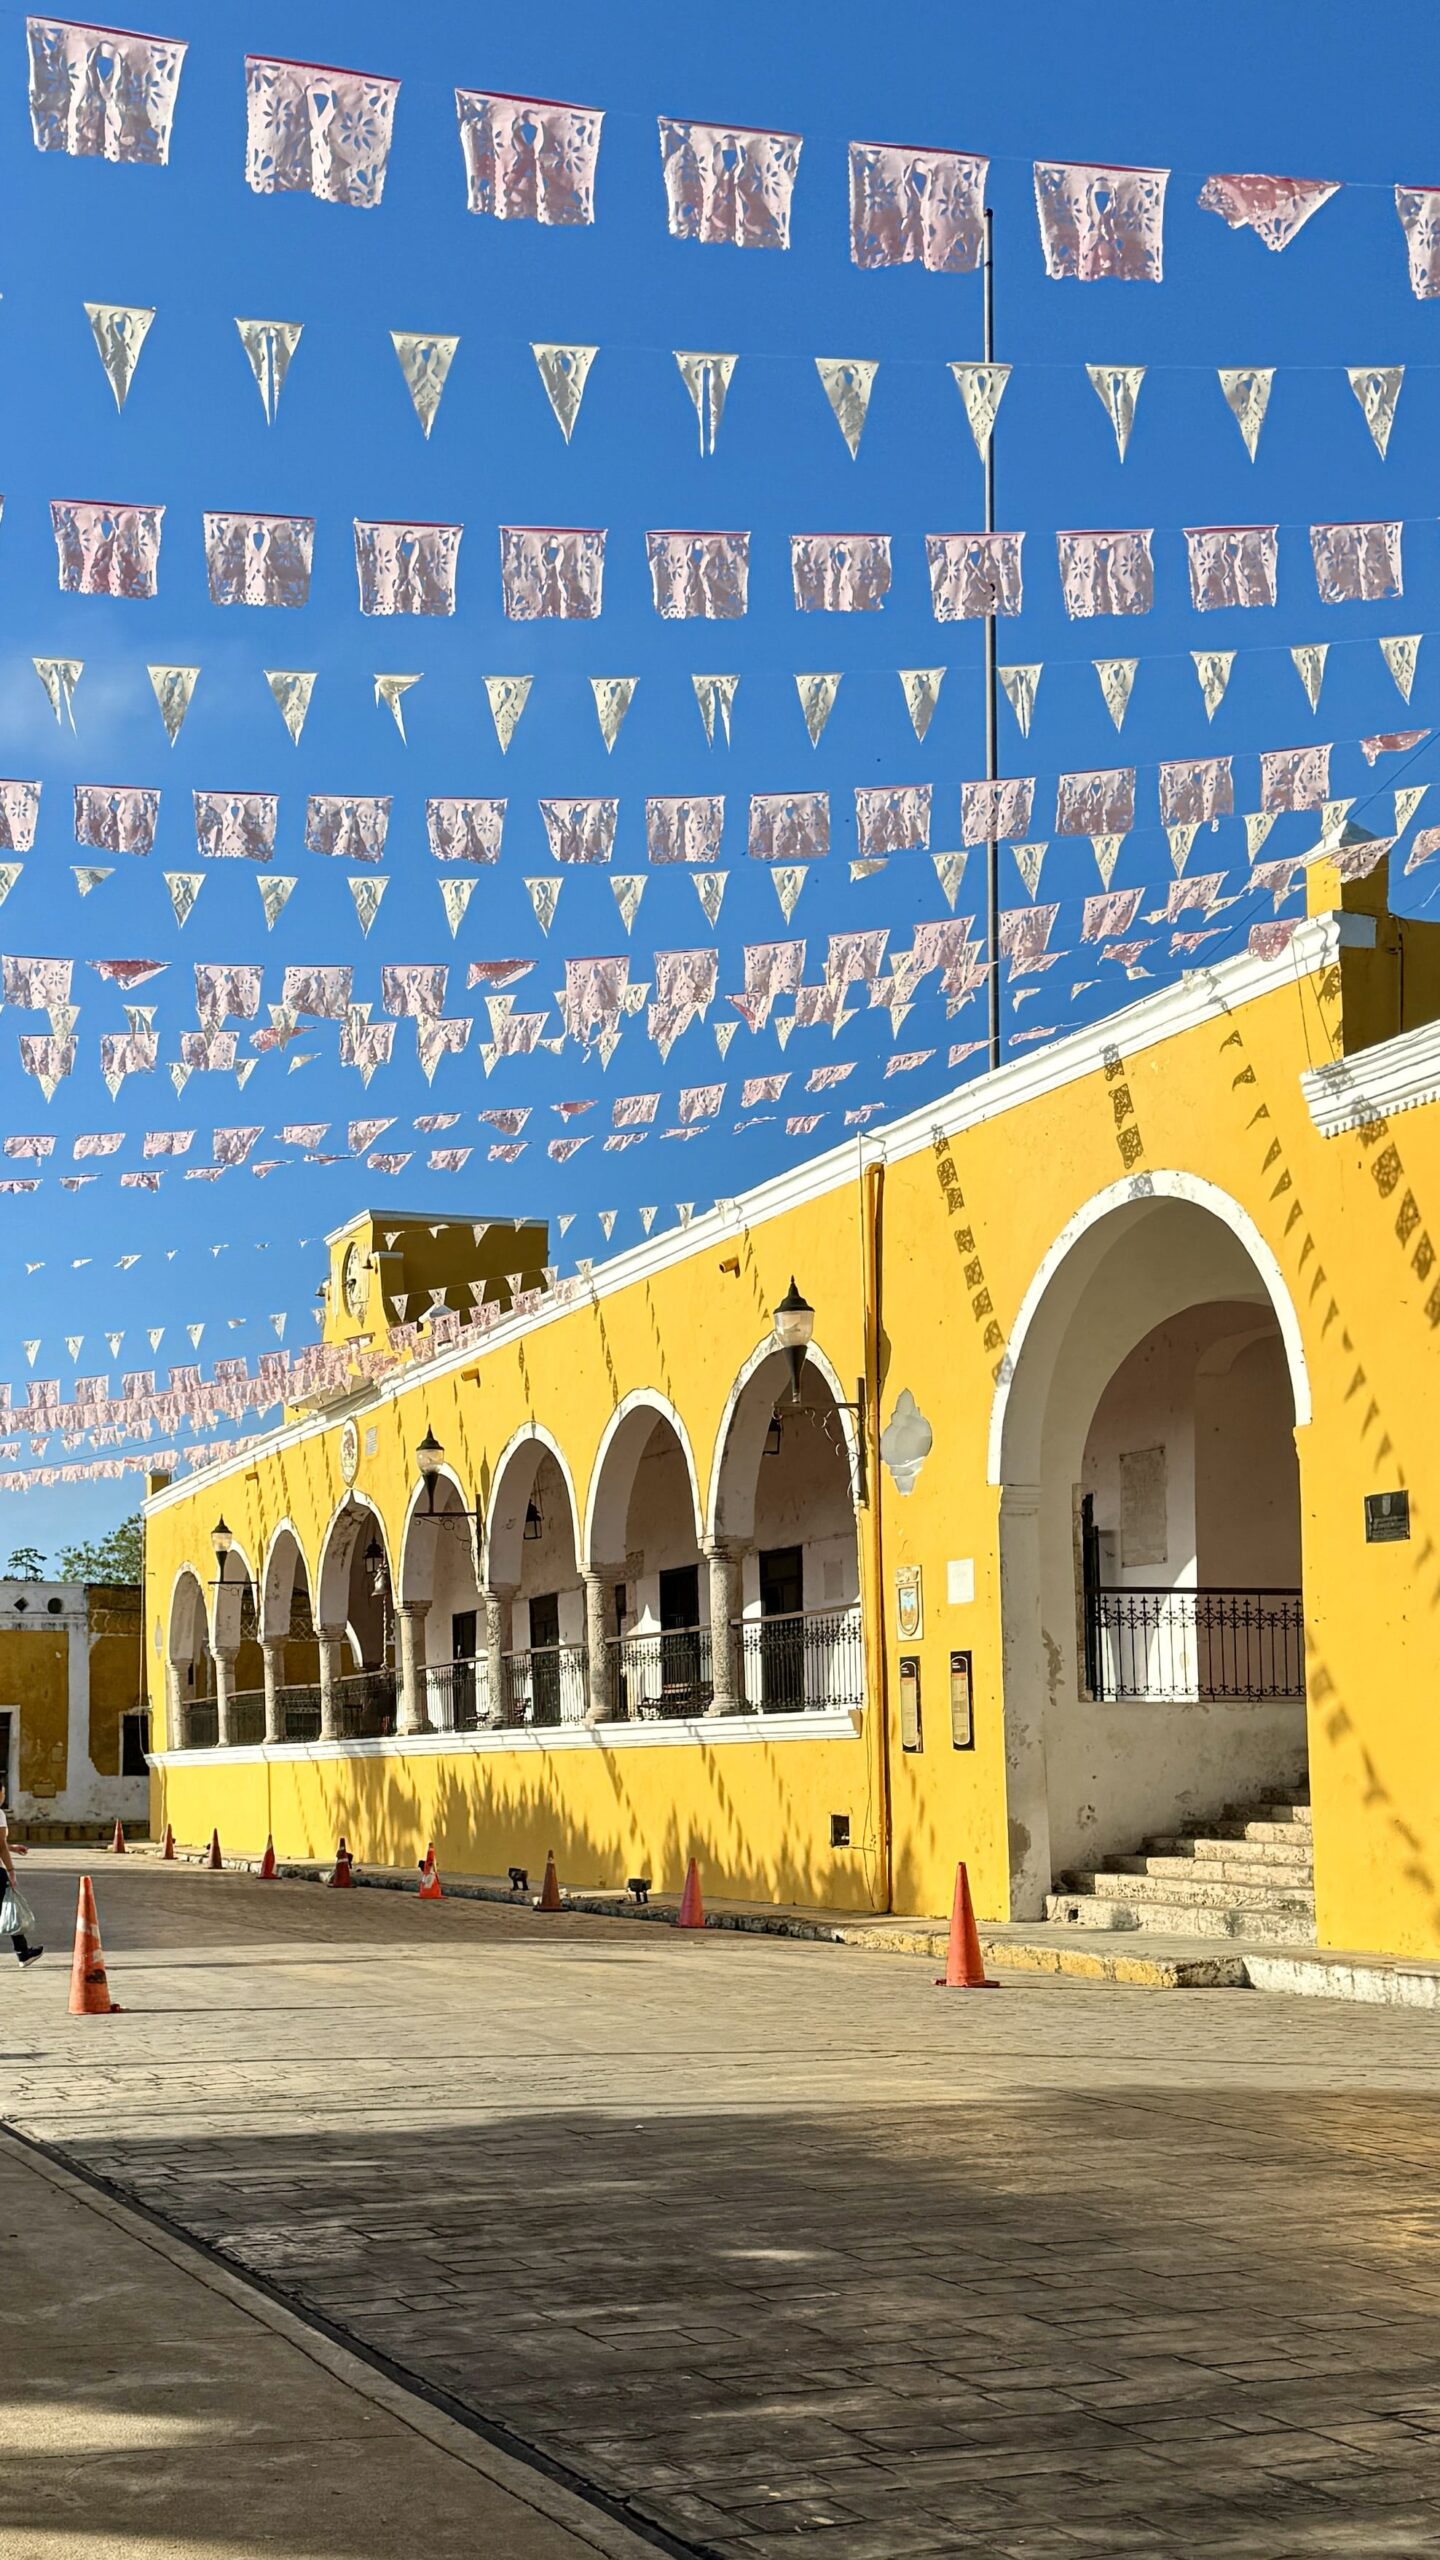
483 1579 519 1603
702 1533 749 1562
212 1644 240 1667
395 1597 431 1623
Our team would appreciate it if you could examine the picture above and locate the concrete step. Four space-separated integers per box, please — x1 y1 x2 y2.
8 1819 147 1846
1106 1853 1314 1889
1144 1827 1313 1862
1223 1801 1311 1828
1044 1891 1316 1945
1062 1870 1313 1915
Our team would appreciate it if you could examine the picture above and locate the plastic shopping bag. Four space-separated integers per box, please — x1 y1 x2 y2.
0 1880 36 1937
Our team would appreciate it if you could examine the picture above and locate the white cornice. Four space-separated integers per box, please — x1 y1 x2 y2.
1301 1012 1440 1137
146 913 1346 1517
149 1707 862 1763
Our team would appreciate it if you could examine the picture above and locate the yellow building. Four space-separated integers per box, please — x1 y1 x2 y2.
144 871 1440 1964
0 1579 148 1837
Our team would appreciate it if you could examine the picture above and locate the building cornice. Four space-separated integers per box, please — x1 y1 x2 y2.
149 1706 862 1763
146 913 1347 1517
1301 1010 1440 1138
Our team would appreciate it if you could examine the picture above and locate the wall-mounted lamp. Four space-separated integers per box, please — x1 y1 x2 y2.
771 1278 816 1409
523 1498 543 1542
416 1426 443 1513
210 1516 234 1585
363 1532 387 1597
764 1413 783 1458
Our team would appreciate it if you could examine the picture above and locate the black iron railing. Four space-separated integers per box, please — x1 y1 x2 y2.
499 1643 588 1728
331 1667 397 1738
228 1689 268 1748
1085 1587 1304 1702
735 1605 864 1714
607 1627 713 1720
185 1701 218 1751
425 1658 488 1731
280 1686 323 1743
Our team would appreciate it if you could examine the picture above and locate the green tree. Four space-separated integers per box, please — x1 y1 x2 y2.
6 1545 46 1580
57 1511 143 1587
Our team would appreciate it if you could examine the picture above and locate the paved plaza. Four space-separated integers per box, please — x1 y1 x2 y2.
5 1853 1440 2559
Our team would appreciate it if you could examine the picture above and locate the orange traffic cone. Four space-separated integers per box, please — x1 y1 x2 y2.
417 1848 443 1902
160 1823 175 1861
109 1820 126 1855
935 1862 998 1990
328 1838 354 1888
259 1836 277 1880
206 1829 223 1871
68 1876 120 2016
537 1849 562 1913
676 1857 705 1930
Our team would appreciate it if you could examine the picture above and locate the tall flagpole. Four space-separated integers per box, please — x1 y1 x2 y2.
983 204 1002 1075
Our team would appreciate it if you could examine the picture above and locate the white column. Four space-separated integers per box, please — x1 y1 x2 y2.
166 1662 187 1753
261 1640 284 1745
317 1626 345 1742
213 1648 238 1750
583 1569 619 1726
395 1602 432 1736
482 1585 515 1726
704 1540 747 1717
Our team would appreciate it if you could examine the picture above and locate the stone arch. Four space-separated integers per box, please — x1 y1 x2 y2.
259 1521 313 1646
208 1535 257 1656
989 1174 1311 1921
583 1391 704 1571
708 1333 860 1545
167 1563 208 1670
482 1426 581 1591
315 1493 393 1662
398 1466 480 1606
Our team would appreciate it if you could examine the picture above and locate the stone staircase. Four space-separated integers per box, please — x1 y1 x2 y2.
1045 1789 1314 1944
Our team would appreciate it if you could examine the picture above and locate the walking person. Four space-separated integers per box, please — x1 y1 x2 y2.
0 1779 42 1965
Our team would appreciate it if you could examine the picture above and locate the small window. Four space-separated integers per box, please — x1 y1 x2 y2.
829 1813 851 1849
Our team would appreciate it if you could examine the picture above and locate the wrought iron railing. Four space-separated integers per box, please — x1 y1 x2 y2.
185 1700 218 1751
606 1626 713 1720
228 1689 268 1748
1085 1587 1304 1703
330 1667 397 1738
735 1605 865 1714
499 1642 589 1728
424 1657 489 1731
280 1686 323 1743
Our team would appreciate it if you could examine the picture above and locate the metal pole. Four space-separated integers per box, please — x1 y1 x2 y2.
983 204 1001 1075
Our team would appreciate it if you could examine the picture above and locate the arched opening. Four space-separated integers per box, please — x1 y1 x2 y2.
210 1537 263 1743
993 1181 1310 1919
167 1567 210 1749
711 1344 863 1714
398 1473 484 1730
485 1435 585 1725
260 1527 321 1743
315 1499 396 1736
586 1399 706 1718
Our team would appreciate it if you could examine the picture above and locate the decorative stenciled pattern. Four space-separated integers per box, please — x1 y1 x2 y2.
1056 529 1154 618
27 17 186 164
204 512 314 609
500 527 605 620
1033 160 1168 282
425 800 505 864
52 500 163 598
539 799 618 865
926 533 1023 620
1310 520 1404 605
354 521 462 617
1184 523 1279 611
962 779 1034 845
854 785 931 859
455 90 603 226
1055 767 1136 835
244 56 400 209
1396 186 1440 299
790 534 892 613
193 790 280 861
848 140 987 272
303 795 391 861
646 531 750 619
748 793 829 862
657 117 802 251
73 784 159 854
646 797 725 865
1197 172 1340 251
1157 757 1234 826
0 784 42 854
1259 746 1331 812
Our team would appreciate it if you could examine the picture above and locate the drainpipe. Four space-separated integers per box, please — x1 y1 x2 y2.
861 1154 892 1914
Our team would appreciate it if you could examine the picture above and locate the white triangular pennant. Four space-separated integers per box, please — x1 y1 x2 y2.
692 674 738 746
850 860 886 882
257 875 296 930
638 1206 657 1233
1348 365 1403 459
1192 651 1235 721
440 878 476 938
772 865 807 922
1218 367 1273 461
1094 658 1137 730
774 1017 795 1052
796 673 841 746
694 871 727 925
932 851 967 910
147 663 198 746
1395 785 1428 833
34 658 82 729
349 877 387 937
1380 635 1420 703
85 302 155 411
1291 644 1329 711
486 676 532 754
532 342 597 442
266 669 315 744
391 331 458 438
815 356 877 458
1091 834 1125 888
676 1205 694 1230
236 317 302 424
527 877 561 935
1086 364 1144 460
598 1210 617 1242
170 1062 191 1094
1245 811 1277 863
714 1021 737 1059
1013 843 1047 898
950 363 1010 458
73 866 111 896
1166 823 1199 877
375 672 421 741
999 664 1041 738
674 350 736 455
165 872 203 927
591 677 637 752
898 668 944 742
611 875 645 934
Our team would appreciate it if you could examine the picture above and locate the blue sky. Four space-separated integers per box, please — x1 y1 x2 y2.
2 0 1438 1558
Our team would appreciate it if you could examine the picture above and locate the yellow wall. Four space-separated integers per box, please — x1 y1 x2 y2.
86 1586 143 1777
0 1630 68 1796
146 910 1440 1960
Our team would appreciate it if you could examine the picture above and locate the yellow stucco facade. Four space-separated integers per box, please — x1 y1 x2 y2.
146 886 1440 1963
0 1581 147 1831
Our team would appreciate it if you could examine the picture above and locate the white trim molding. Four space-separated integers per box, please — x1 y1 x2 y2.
1302 1014 1440 1138
149 1707 863 1770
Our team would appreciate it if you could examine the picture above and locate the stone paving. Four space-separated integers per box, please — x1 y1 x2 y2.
5 1852 1440 2559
